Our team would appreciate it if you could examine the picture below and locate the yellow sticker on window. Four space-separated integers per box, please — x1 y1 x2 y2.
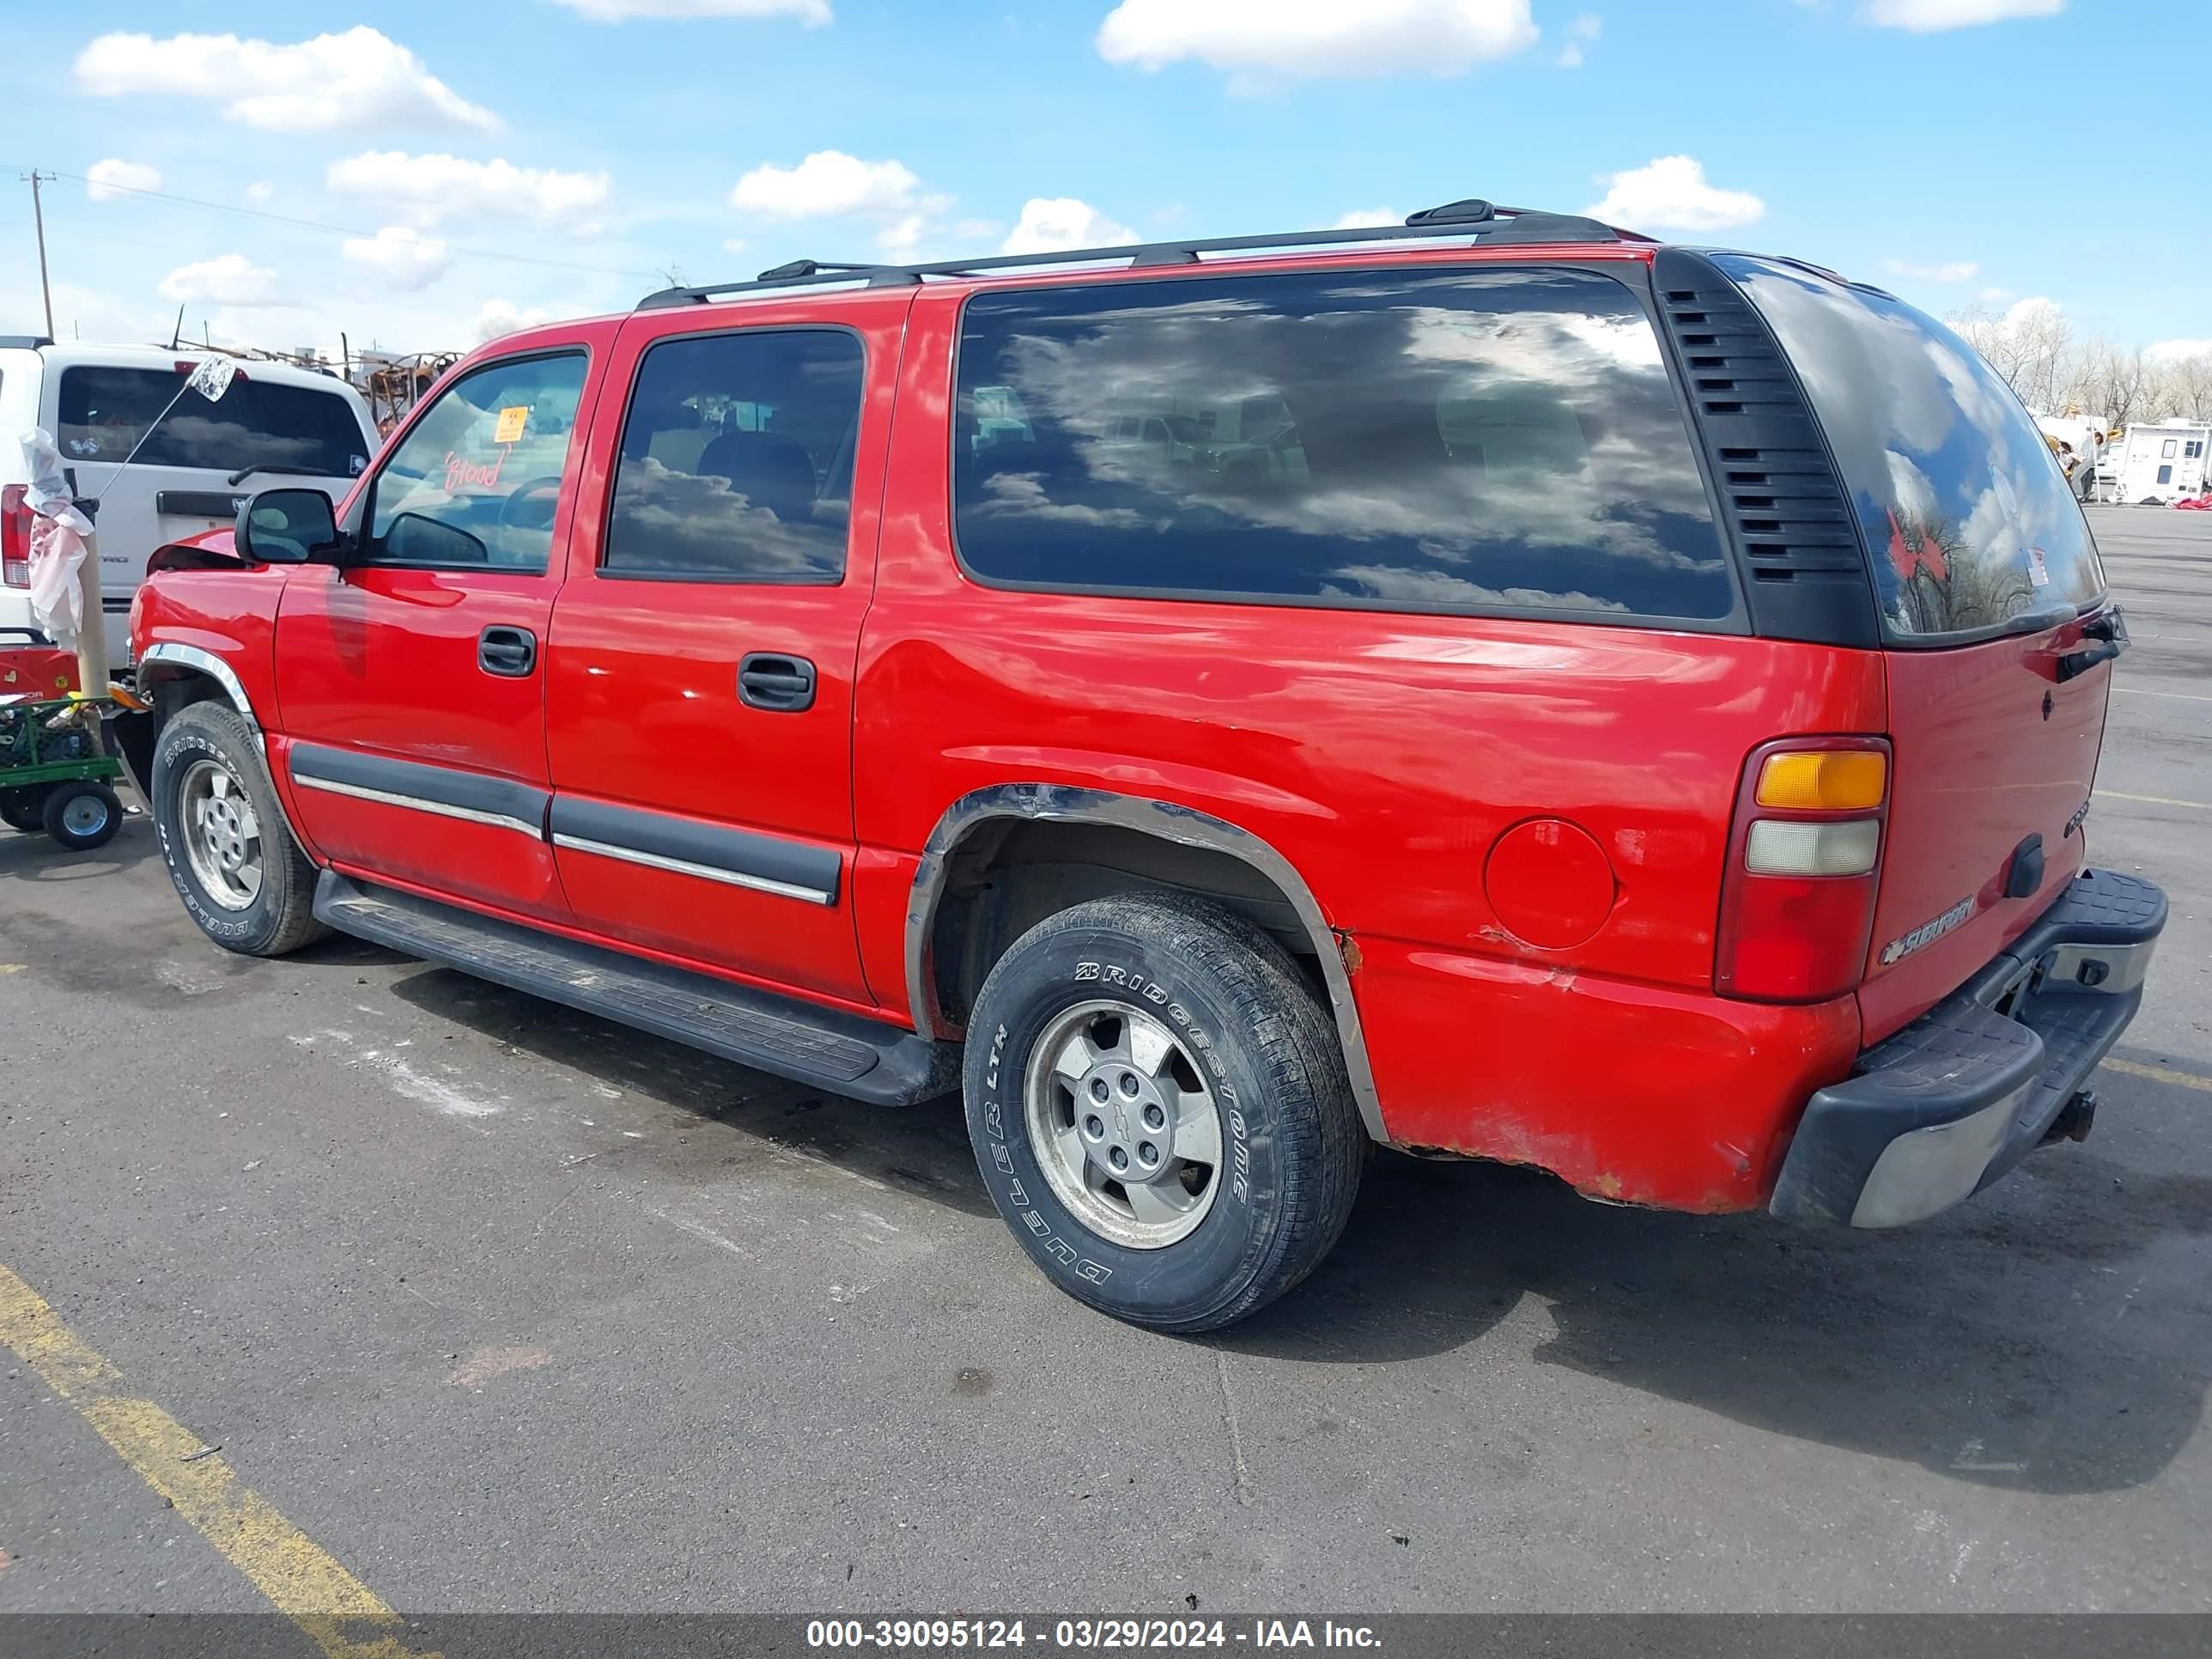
493 405 530 445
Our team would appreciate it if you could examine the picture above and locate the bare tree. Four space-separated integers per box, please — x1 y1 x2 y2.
2065 337 2154 428
2158 352 2212 423
1950 304 2021 382
1948 299 2073 407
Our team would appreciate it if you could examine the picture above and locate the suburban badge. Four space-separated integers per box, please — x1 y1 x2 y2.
1879 896 1978 967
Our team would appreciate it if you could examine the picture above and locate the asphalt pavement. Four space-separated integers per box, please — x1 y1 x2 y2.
2 507 2208 1618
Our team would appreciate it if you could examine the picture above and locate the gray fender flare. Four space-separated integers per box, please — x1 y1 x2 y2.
905 783 1388 1142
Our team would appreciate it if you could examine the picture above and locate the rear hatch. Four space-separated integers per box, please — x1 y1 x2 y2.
46 358 374 664
1715 257 2117 1041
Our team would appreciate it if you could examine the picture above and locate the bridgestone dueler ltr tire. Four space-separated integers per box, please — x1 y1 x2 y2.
963 895 1364 1333
151 701 326 957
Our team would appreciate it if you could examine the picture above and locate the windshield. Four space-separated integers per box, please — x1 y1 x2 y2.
1714 254 2105 642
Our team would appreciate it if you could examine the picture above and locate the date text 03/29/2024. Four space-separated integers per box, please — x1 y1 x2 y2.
805 1620 1382 1650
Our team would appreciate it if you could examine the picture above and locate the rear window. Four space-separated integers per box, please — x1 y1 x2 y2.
951 267 1735 623
57 366 370 480
1713 256 2105 641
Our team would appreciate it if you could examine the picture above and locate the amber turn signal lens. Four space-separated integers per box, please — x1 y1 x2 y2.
1755 750 1887 811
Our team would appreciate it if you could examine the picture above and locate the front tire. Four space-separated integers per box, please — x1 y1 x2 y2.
150 701 325 956
963 895 1364 1333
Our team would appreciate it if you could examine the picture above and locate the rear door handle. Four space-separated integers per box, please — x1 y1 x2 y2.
477 625 538 678
738 653 817 712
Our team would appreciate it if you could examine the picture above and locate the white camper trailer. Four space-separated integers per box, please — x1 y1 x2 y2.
2113 421 2212 503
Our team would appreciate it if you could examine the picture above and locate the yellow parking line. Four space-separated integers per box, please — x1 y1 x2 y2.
0 1261 439 1659
2103 1058 2212 1094
2095 789 2212 811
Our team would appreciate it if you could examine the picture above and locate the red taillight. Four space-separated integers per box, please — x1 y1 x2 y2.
1715 735 1892 1002
3 483 31 586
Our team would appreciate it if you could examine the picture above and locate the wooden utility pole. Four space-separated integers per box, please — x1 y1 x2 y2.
21 171 55 337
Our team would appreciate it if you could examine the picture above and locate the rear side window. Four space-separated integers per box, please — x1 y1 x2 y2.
1713 256 2105 641
602 329 863 582
56 366 369 479
951 267 1735 622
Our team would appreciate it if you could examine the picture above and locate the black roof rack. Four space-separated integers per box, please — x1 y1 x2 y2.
0 334 55 349
637 198 1647 310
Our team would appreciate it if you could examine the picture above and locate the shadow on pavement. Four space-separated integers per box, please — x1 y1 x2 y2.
374 951 2209 1500
383 963 994 1218
0 814 161 881
1220 1133 2210 1498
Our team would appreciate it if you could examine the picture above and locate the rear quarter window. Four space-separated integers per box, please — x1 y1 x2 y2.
1713 256 2104 641
56 366 370 480
950 266 1736 623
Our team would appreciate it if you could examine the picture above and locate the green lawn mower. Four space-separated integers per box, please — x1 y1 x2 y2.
0 694 125 852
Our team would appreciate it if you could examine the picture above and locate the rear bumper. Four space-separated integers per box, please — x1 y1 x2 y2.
1770 868 2166 1227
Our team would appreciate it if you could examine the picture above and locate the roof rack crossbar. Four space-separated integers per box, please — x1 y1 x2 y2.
635 202 1639 309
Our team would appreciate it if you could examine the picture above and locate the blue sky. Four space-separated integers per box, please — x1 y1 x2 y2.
1 1 2199 361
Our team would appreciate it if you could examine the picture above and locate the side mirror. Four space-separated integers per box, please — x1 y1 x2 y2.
235 488 340 565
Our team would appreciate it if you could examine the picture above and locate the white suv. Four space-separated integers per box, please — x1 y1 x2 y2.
1 337 378 670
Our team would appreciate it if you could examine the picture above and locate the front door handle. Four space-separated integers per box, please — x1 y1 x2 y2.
738 653 816 712
478 625 538 678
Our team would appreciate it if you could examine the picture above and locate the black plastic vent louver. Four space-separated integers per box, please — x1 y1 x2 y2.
1650 249 1880 648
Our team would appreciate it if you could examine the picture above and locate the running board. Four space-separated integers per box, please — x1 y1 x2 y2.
313 872 959 1106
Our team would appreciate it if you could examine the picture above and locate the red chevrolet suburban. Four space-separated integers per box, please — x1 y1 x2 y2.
123 200 2165 1331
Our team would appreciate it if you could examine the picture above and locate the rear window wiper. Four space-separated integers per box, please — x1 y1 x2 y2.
2058 605 2129 681
226 463 328 487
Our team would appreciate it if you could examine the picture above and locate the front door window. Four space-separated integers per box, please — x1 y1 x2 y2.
365 353 587 571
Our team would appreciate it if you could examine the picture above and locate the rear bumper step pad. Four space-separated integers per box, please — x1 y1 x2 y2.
1771 868 2167 1227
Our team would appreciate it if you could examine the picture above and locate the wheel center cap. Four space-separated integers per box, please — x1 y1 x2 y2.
1075 1061 1173 1182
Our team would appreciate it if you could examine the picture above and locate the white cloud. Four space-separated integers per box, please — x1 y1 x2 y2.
75 27 497 134
1097 0 1539 84
878 214 930 254
1002 198 1138 255
731 151 921 218
328 151 612 227
86 159 161 202
1978 284 2014 304
159 254 288 308
245 181 275 205
548 0 830 17
1334 207 1402 228
2147 338 2212 364
2004 295 2061 326
1558 12 1601 66
476 300 556 343
1864 0 2063 30
1884 258 1979 283
343 227 453 290
721 237 750 255
1584 155 1764 231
